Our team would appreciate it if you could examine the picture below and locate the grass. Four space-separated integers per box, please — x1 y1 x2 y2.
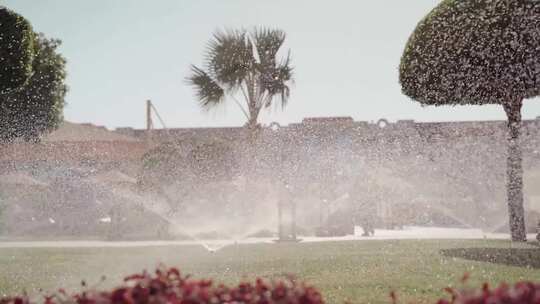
0 239 539 303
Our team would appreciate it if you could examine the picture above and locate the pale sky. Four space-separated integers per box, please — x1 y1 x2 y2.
3 0 540 129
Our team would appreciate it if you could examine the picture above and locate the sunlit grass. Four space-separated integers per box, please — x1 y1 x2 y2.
0 239 538 304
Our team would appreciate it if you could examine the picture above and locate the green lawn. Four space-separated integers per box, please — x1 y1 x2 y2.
0 239 538 303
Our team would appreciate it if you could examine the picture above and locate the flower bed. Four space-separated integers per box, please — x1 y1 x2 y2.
0 267 324 304
435 281 540 304
2 268 539 304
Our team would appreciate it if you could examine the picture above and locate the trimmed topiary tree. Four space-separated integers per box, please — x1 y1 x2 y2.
0 33 67 142
0 6 35 94
399 0 540 241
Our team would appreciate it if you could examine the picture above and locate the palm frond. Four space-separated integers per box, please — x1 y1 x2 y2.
266 82 291 109
205 29 255 90
252 28 286 67
186 65 224 109
261 51 294 108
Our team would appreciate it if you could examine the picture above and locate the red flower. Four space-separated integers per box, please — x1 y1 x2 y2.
0 266 324 304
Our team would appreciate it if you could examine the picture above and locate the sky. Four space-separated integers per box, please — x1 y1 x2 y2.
3 0 540 129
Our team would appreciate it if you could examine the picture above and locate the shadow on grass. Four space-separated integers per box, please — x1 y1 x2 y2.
441 247 540 269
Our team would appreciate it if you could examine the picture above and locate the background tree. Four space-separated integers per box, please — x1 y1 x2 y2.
139 139 250 238
187 28 293 129
0 33 67 142
141 139 238 188
0 7 35 94
399 0 540 241
140 138 239 211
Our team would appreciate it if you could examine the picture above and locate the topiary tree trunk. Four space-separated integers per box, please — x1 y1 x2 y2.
291 198 297 241
277 199 284 240
503 100 527 242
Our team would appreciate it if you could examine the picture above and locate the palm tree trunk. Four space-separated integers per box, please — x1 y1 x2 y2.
245 76 259 130
247 115 258 129
241 76 262 180
503 100 527 242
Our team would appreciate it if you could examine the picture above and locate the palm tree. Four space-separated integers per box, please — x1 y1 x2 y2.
187 28 293 129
